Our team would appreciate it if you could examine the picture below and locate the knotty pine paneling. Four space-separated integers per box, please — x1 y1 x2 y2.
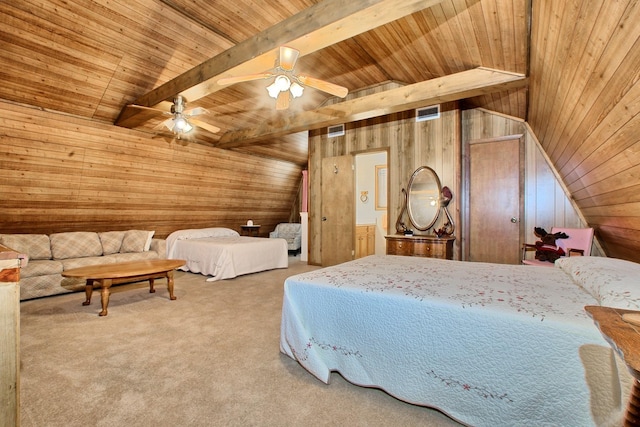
0 101 302 239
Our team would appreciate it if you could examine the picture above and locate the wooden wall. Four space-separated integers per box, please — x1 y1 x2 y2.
0 101 302 239
462 108 603 257
308 83 461 265
308 103 602 266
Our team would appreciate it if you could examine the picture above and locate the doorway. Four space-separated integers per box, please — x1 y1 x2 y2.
467 135 524 264
354 151 388 258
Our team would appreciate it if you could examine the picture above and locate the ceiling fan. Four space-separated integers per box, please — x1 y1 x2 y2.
130 95 220 139
217 46 349 110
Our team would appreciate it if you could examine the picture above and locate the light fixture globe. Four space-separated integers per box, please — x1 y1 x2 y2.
274 75 291 91
290 82 304 98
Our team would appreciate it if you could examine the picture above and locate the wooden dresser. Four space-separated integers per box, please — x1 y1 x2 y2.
385 235 454 259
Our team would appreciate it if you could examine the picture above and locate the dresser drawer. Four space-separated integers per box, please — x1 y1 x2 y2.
385 235 454 259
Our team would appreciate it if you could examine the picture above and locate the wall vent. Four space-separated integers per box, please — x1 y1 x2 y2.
327 124 345 137
415 105 440 122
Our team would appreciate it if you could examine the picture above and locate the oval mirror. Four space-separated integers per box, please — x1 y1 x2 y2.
407 166 442 231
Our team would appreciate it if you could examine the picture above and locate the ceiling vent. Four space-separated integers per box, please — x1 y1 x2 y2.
416 105 440 122
328 124 345 137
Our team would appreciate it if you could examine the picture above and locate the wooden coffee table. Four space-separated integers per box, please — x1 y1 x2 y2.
62 259 186 316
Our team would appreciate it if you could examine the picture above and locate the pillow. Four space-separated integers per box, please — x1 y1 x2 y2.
98 231 125 255
50 232 103 260
0 234 52 260
556 256 640 309
166 227 239 242
120 230 154 253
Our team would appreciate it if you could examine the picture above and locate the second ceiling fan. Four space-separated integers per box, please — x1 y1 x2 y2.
217 46 349 110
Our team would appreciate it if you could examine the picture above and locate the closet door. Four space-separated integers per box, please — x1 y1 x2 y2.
468 136 524 264
321 155 354 266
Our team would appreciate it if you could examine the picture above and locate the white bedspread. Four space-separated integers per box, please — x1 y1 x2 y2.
166 228 288 281
280 255 634 427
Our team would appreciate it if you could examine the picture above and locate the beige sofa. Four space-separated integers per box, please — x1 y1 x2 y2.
0 230 165 300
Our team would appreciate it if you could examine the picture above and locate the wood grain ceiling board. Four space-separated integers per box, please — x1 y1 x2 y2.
0 0 530 161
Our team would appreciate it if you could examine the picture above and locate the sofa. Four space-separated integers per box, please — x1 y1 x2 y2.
269 223 302 253
0 230 165 300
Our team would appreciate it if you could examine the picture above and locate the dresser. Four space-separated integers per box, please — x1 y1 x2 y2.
385 235 454 259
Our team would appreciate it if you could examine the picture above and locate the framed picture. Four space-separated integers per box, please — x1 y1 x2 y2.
375 165 387 210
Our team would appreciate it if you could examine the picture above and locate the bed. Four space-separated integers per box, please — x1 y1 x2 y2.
166 227 288 281
280 255 640 427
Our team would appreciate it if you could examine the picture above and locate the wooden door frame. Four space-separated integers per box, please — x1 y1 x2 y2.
461 134 524 261
353 148 390 251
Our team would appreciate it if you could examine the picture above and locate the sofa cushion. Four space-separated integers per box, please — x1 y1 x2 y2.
110 251 159 263
19 259 63 278
0 234 52 260
120 230 154 253
61 255 116 270
50 232 103 260
99 231 125 255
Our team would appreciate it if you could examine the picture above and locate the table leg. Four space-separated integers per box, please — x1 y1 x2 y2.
149 277 156 293
83 279 94 306
99 278 112 316
167 270 177 300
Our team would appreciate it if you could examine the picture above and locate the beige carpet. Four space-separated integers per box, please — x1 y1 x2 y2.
19 256 462 426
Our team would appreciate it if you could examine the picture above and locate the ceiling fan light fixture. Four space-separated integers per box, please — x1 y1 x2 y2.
266 81 280 98
290 82 304 98
170 115 193 134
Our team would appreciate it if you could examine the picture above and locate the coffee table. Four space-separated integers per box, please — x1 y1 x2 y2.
62 259 186 316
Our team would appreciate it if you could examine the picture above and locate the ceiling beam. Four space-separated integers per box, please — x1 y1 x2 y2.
215 67 529 149
115 0 444 129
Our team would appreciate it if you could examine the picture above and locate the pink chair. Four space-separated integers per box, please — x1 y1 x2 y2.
521 227 594 266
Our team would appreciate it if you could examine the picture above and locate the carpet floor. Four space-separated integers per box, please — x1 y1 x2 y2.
19 256 462 426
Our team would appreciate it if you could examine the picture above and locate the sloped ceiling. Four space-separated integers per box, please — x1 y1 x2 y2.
1 0 528 166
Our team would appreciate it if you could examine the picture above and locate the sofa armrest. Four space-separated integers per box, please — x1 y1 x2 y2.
149 239 166 259
269 231 278 238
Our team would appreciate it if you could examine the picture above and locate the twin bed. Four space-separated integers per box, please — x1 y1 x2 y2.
280 254 640 426
166 227 288 281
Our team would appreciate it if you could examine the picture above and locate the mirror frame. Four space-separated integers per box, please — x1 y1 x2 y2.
406 166 442 231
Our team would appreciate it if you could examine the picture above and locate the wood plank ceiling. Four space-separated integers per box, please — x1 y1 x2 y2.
0 0 529 165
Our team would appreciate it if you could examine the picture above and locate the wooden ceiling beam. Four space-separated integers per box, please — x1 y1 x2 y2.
115 0 444 129
216 67 529 148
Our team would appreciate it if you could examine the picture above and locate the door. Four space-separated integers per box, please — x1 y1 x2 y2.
321 155 354 266
468 136 523 264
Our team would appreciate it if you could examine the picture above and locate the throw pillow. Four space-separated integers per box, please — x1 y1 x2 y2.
99 231 125 255
120 230 153 253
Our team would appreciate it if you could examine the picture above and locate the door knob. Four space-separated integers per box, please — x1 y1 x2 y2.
510 217 518 223
322 217 327 221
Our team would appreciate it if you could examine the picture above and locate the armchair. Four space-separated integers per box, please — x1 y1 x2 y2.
522 227 594 266
270 223 302 253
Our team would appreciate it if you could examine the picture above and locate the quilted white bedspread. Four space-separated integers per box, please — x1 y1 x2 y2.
166 228 288 281
280 255 635 427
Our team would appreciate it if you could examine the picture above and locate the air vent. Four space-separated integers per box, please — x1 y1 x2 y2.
416 105 440 122
327 124 345 137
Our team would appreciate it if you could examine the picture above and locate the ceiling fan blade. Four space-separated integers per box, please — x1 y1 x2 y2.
190 118 220 134
297 75 348 98
217 73 273 86
279 46 299 71
184 107 208 117
275 91 290 110
153 117 175 132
